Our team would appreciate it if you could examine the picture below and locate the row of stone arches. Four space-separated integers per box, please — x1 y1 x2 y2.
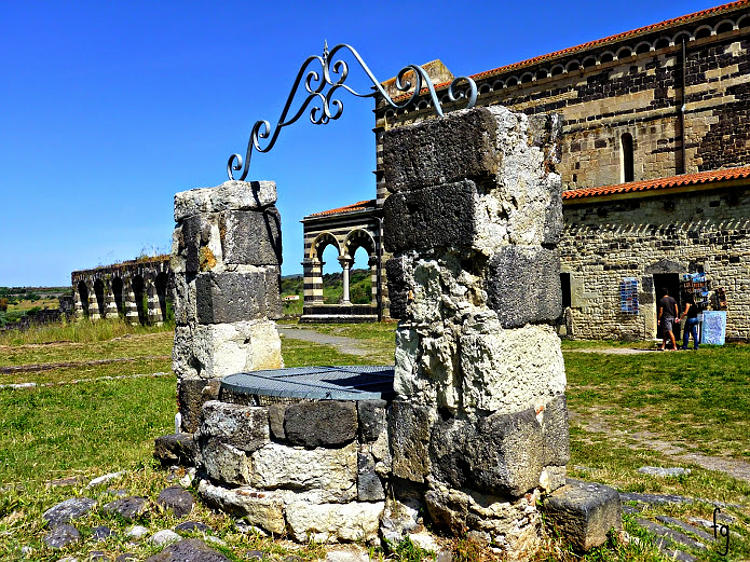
305 228 379 306
383 12 750 117
74 272 170 325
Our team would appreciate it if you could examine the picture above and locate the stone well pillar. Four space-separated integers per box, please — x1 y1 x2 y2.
383 107 568 556
369 256 379 305
171 180 283 433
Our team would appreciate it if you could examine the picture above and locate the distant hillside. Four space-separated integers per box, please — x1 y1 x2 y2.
0 286 70 327
280 270 372 316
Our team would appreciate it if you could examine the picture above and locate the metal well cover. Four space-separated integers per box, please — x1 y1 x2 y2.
221 365 395 400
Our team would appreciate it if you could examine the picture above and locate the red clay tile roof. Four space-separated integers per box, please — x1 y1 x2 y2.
392 0 748 102
308 199 376 217
563 166 750 201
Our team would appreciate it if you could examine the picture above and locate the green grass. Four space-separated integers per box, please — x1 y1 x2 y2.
0 318 173 346
0 375 175 484
2 319 749 560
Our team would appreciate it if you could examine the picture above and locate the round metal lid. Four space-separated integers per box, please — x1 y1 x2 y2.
221 365 395 401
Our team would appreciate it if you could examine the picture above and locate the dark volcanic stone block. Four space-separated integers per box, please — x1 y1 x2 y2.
389 400 433 483
357 451 385 501
383 180 478 253
220 207 282 266
177 216 211 273
154 433 196 467
385 257 409 319
179 378 220 433
542 394 570 466
543 479 622 551
486 246 562 328
383 107 501 192
144 538 230 561
157 486 195 518
284 400 357 448
195 271 281 324
357 399 388 442
430 408 545 497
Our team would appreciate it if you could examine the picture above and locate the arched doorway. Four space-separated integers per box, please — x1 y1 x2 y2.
112 277 124 317
77 281 89 317
93 279 106 318
155 272 170 322
132 275 146 324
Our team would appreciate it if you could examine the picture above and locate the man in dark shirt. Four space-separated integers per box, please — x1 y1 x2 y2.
658 288 679 351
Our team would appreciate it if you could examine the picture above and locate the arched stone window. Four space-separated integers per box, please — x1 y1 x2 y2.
621 132 634 183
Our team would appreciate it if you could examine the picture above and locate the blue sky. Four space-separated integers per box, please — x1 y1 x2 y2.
0 0 720 286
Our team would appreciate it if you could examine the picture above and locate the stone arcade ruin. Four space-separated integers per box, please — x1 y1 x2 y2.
158 106 621 557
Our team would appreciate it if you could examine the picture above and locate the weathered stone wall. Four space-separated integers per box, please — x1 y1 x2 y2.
383 106 569 555
375 13 750 195
561 184 750 340
71 257 172 325
194 395 389 544
171 181 283 432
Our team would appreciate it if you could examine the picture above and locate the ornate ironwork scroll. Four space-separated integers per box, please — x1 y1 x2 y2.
227 42 478 181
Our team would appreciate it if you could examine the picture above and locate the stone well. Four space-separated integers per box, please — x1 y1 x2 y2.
158 105 621 556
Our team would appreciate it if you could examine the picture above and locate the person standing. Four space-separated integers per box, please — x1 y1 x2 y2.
658 288 679 351
680 293 700 350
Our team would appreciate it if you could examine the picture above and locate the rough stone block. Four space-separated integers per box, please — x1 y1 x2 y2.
486 246 562 328
178 377 220 433
357 399 387 442
173 320 283 381
385 257 409 319
383 181 478 253
383 107 501 192
201 440 252 487
174 180 277 222
267 403 287 440
285 500 384 544
389 400 434 483
459 323 566 415
154 433 197 467
220 208 282 266
357 451 385 501
196 271 281 324
198 481 286 534
173 273 197 326
284 400 357 448
542 479 622 551
199 401 269 453
430 408 545 497
249 442 357 502
541 394 570 467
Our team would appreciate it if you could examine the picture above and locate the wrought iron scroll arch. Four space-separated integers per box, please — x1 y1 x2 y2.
227 42 478 181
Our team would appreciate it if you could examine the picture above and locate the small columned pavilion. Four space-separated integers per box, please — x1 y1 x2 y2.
300 199 385 323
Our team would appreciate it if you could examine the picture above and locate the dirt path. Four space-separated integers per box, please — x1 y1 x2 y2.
278 326 370 357
573 412 750 483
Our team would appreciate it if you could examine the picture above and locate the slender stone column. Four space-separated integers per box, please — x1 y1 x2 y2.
146 278 164 326
172 180 283 432
123 279 140 325
339 256 352 304
384 107 569 556
302 258 324 305
87 281 101 321
368 256 378 305
104 280 118 318
73 286 85 319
